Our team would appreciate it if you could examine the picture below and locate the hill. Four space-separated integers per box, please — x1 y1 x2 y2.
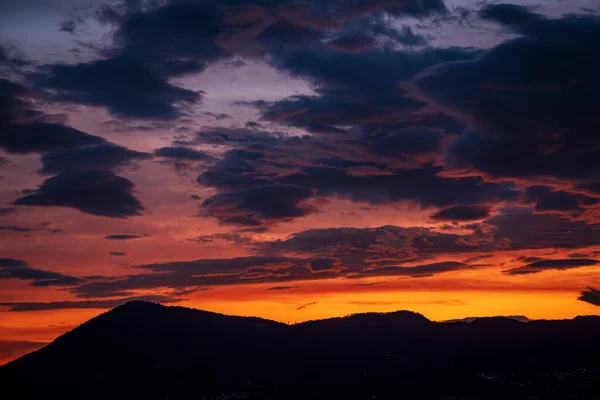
1 301 599 399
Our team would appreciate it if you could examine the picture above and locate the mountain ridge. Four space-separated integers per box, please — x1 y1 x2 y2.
2 301 599 399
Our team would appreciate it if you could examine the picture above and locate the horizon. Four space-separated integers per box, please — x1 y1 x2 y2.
2 299 598 366
2 0 600 369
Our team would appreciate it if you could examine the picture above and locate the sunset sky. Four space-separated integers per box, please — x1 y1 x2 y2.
2 0 600 365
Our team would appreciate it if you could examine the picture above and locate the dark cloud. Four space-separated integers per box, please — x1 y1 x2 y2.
355 261 469 278
479 4 542 27
43 1 231 120
262 47 478 132
0 225 30 233
574 182 600 196
40 144 151 175
0 208 16 217
384 26 428 47
524 186 597 216
33 55 202 120
278 165 512 209
431 206 491 221
189 233 255 247
64 209 600 298
58 19 77 34
0 78 101 153
409 11 600 182
105 234 147 240
504 259 599 275
138 256 305 275
309 258 342 272
0 258 81 287
154 146 211 161
296 301 317 311
201 185 316 227
0 122 106 155
0 78 43 124
185 45 527 223
264 225 462 267
0 224 62 234
0 295 178 312
109 252 127 257
343 0 446 18
464 255 493 264
268 286 298 291
487 207 600 250
578 287 600 307
569 253 591 259
14 171 144 218
115 2 226 62
71 255 318 298
325 36 380 54
347 16 429 48
197 134 515 215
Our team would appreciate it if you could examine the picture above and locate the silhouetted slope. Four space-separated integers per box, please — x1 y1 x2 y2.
443 315 531 323
1 301 600 400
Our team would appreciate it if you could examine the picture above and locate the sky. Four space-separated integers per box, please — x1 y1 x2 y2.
1 0 600 364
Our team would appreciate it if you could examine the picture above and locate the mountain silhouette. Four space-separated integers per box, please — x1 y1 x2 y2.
1 301 599 399
443 315 531 323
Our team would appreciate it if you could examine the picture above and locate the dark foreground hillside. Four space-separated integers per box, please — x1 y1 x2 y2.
1 301 599 399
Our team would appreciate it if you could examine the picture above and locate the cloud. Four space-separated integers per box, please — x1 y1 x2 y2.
58 19 77 34
198 139 514 213
356 261 469 278
0 295 178 312
63 207 600 299
14 171 144 218
431 206 491 221
0 79 107 154
70 255 315 298
384 26 428 47
479 4 542 27
464 255 493 264
0 122 107 155
574 182 600 197
33 55 202 120
115 2 227 62
309 258 342 272
189 233 255 247
578 287 600 307
296 301 318 311
109 252 126 257
325 36 381 54
268 286 298 291
0 258 81 287
408 10 600 183
154 146 211 161
504 259 599 275
0 208 16 217
201 185 316 227
137 256 305 275
0 225 31 233
262 47 478 133
40 144 151 175
487 207 600 250
343 0 446 18
0 224 62 234
105 234 147 240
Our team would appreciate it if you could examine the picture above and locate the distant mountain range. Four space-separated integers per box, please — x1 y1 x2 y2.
1 301 599 399
443 315 531 323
